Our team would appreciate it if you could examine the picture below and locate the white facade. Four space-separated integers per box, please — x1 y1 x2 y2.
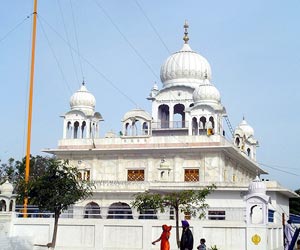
20 22 296 249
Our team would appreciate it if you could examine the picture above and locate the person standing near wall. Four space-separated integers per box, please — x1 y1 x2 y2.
197 238 206 250
180 220 194 250
152 224 172 250
284 219 294 250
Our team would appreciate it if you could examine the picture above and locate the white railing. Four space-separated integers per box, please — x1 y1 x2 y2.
152 121 189 129
14 205 246 221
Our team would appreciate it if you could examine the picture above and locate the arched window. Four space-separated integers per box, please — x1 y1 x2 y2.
174 104 185 128
74 121 79 138
247 148 251 157
125 123 130 136
84 202 101 219
142 122 149 135
158 105 169 128
66 121 72 139
235 137 240 147
250 204 263 224
9 200 13 212
81 121 86 138
0 200 6 212
209 116 215 128
192 117 198 135
132 119 142 136
107 202 133 219
199 116 206 134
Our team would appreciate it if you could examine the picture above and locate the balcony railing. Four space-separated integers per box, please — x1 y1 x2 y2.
14 205 246 221
152 121 189 129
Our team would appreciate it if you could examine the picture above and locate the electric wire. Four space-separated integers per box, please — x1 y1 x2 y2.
93 0 159 80
37 16 73 95
37 14 139 108
134 0 171 55
0 15 31 44
69 0 85 82
258 162 300 177
57 0 80 86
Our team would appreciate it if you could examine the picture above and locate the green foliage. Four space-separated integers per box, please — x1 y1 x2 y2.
290 188 300 215
132 185 216 218
16 156 94 214
210 245 219 250
0 158 20 184
15 155 94 248
131 191 164 213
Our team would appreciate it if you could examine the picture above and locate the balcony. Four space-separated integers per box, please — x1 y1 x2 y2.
152 121 189 130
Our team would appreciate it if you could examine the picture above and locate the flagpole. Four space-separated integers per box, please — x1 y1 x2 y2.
24 0 38 217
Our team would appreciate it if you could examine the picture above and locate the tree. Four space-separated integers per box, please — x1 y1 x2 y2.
16 156 94 249
290 188 300 215
0 158 20 184
131 185 215 248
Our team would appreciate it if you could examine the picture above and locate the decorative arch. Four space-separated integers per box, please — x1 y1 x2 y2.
84 202 101 219
66 121 72 139
9 200 13 212
247 148 251 156
209 116 215 128
81 121 86 138
142 122 149 135
158 104 170 128
173 103 185 128
235 137 240 147
192 117 198 135
74 121 80 138
107 202 133 219
199 116 206 134
0 200 6 212
250 204 263 224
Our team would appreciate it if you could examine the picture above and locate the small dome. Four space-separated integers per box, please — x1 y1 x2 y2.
122 108 152 122
70 83 96 116
0 180 13 196
235 119 254 137
160 43 212 88
248 176 266 194
192 78 221 104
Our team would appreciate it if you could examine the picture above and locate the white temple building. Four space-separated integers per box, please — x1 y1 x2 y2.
2 22 297 250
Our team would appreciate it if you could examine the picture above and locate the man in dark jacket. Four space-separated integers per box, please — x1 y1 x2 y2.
180 220 194 250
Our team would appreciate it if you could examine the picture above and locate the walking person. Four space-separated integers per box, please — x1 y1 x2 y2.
180 220 194 250
152 224 172 250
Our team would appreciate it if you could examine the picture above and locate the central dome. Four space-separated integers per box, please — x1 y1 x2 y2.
160 43 212 88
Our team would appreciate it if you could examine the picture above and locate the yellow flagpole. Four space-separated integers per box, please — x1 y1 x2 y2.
24 0 38 217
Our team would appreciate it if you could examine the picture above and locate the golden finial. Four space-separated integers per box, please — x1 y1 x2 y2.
183 20 189 44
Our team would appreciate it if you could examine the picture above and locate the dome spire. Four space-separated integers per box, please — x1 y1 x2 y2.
183 20 189 44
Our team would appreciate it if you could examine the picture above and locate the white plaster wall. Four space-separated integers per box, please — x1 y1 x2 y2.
10 217 285 250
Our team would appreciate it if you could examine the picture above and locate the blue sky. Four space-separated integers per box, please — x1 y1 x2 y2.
1 0 300 190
